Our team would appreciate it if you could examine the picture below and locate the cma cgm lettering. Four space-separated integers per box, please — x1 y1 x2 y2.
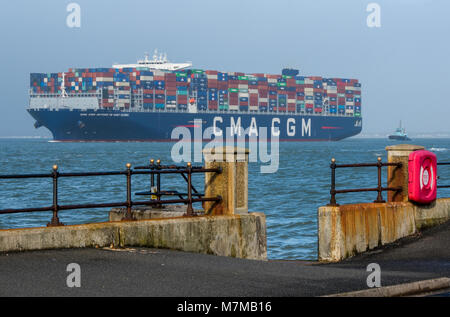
27 54 362 141
212 116 313 138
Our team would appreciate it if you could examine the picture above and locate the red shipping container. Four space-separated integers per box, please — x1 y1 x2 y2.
206 70 218 75
286 78 296 85
259 102 268 107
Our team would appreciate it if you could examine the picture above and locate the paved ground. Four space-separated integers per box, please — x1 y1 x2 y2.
0 221 449 297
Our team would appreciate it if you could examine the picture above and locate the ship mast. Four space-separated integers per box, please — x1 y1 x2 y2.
60 72 68 99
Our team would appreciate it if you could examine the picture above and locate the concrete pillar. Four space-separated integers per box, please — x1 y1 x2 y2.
386 144 424 202
203 146 249 215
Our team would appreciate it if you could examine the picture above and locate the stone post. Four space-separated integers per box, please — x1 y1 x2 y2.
203 146 249 215
386 144 424 202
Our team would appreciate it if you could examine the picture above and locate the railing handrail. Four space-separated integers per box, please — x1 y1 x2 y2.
0 160 222 227
437 162 450 188
327 157 402 206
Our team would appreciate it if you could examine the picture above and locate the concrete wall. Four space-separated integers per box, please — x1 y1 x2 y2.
0 213 267 261
318 198 450 262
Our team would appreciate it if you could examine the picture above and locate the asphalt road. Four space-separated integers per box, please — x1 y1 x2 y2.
0 221 448 297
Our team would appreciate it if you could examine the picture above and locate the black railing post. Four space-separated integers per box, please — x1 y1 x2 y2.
327 158 339 206
374 157 386 203
155 159 162 208
47 164 63 227
150 159 155 200
122 163 135 221
185 162 194 216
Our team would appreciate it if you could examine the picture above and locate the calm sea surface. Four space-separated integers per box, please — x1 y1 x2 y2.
1 138 450 260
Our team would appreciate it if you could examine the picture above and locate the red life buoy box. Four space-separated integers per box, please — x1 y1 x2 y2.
408 150 437 203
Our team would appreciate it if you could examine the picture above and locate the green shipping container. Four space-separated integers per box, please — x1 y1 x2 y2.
238 76 248 81
192 69 204 74
277 82 287 87
176 72 187 77
296 80 304 84
282 75 293 79
228 88 239 93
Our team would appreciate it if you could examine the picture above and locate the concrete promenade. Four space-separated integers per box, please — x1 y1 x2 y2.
0 220 448 297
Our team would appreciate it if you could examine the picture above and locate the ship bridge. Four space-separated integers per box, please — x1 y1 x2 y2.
113 50 192 71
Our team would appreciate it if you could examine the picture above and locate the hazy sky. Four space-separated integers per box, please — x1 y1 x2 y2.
0 0 449 137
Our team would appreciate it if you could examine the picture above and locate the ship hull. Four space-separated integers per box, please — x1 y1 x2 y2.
388 135 411 141
28 108 362 141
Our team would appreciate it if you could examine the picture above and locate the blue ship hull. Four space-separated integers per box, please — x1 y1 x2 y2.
28 108 362 141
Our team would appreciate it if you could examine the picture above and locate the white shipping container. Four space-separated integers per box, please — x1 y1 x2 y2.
238 84 248 89
304 79 314 84
345 101 355 106
139 76 153 81
229 105 239 110
97 77 114 82
249 89 258 94
305 88 314 93
207 75 218 80
288 99 296 103
267 78 277 83
249 106 258 111
259 98 268 102
115 82 130 87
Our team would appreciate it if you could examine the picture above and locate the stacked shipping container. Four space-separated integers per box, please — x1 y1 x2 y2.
30 68 361 117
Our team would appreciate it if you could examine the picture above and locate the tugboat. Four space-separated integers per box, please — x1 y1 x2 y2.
388 121 411 141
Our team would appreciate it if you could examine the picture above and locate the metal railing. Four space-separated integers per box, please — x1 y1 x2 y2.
437 162 450 189
0 160 222 227
327 157 403 206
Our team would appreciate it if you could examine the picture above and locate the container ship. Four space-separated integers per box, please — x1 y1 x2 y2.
27 51 362 141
